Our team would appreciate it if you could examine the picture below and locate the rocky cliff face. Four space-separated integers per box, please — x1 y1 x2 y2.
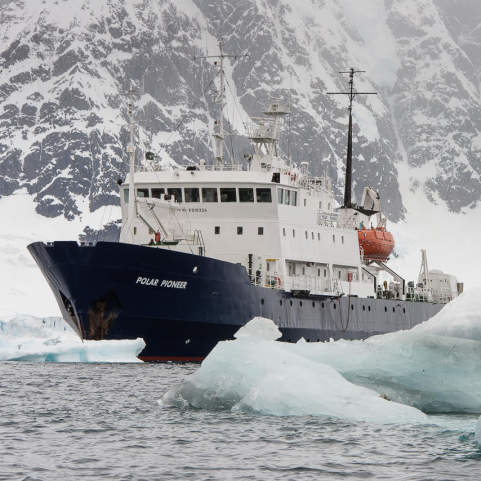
0 0 480 227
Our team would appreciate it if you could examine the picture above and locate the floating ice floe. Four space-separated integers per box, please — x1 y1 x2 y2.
0 314 145 362
163 317 426 423
164 289 481 420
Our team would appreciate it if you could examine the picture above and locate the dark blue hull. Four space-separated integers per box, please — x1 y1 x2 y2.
28 241 444 361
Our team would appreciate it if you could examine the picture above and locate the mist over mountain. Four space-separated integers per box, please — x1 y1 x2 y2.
1 0 480 227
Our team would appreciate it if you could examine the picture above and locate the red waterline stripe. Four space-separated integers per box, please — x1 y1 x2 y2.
139 356 205 362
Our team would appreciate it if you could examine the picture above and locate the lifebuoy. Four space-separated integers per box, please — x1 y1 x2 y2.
276 276 282 288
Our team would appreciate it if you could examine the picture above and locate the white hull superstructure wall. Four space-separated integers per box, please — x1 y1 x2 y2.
118 168 375 298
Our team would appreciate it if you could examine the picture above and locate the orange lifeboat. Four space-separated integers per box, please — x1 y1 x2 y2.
358 226 395 262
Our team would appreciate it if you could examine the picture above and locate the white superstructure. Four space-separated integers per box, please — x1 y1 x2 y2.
117 45 459 303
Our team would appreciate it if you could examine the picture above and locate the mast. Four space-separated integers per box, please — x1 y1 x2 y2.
121 83 143 235
194 40 248 169
328 68 376 208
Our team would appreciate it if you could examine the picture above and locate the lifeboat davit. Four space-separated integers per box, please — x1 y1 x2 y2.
358 226 395 262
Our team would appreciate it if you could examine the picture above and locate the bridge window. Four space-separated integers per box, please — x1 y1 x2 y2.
237 226 243 235
215 226 220 234
291 191 297 206
305 231 308 239
311 232 314 240
202 188 218 202
278 188 284 204
256 188 272 203
152 188 165 199
184 188 200 202
284 190 290 205
239 188 254 202
124 189 129 203
258 227 264 235
283 228 286 236
137 188 149 197
168 188 182 202
221 188 237 202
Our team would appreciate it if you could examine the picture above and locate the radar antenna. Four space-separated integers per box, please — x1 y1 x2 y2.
327 68 376 208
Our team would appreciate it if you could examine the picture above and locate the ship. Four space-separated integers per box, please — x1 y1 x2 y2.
28 46 461 361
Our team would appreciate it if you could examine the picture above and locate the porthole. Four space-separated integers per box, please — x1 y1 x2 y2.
333 303 337 310
403 308 406 314
312 302 315 308
300 301 303 307
362 305 365 311
193 266 198 273
261 298 264 305
368 306 371 312
290 300 293 306
392 307 395 313
351 304 354 311
280 300 283 306
384 306 387 312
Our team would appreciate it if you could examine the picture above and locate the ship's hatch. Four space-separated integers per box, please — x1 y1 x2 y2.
88 291 122 340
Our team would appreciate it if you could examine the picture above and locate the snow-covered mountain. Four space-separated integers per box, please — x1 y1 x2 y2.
1 0 481 314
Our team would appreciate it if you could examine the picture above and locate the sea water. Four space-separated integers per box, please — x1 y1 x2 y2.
0 361 479 481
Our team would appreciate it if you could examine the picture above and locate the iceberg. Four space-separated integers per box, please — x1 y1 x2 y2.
164 289 481 418
289 290 481 413
0 314 145 362
163 317 426 423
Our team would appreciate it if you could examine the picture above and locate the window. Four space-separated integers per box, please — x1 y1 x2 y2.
184 188 200 202
292 229 295 238
137 188 149 198
338 271 341 279
341 236 344 244
258 227 264 235
318 233 320 241
202 188 218 202
134 227 137 235
291 191 297 206
237 226 243 235
328 202 331 210
319 201 322 209
124 189 129 203
256 188 272 202
333 235 335 243
220 188 237 202
283 228 286 236
311 232 314 240
304 199 307 207
318 269 320 276
152 188 165 199
168 188 182 202
278 188 284 204
239 188 254 202
284 190 290 205
324 269 327 277
302 267 305 275
305 231 308 239
215 226 220 235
